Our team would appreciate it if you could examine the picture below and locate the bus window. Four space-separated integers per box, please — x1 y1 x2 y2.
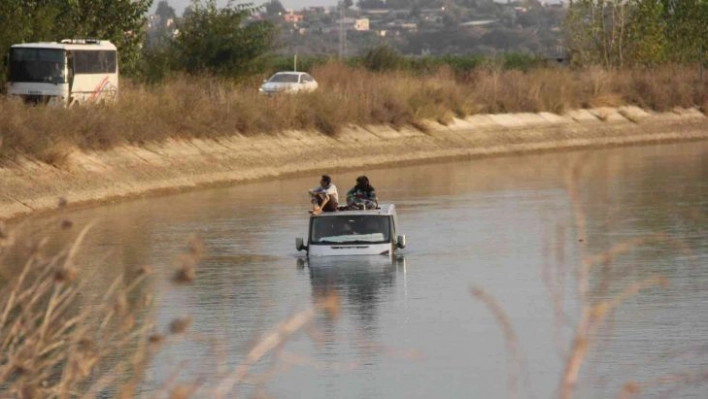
9 48 65 83
72 50 117 74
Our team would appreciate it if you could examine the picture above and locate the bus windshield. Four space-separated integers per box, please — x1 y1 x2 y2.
9 48 65 84
311 215 391 244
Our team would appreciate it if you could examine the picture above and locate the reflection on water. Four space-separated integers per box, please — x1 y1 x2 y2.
6 140 708 398
304 257 402 329
299 256 402 368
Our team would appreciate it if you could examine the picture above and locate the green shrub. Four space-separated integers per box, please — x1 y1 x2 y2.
362 44 405 72
174 0 276 79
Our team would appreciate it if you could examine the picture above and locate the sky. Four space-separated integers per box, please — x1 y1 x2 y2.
153 0 565 16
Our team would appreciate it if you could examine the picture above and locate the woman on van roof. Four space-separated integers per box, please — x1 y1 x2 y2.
346 175 378 210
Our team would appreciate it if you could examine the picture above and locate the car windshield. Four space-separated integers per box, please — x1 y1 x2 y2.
9 48 66 84
268 73 299 83
311 215 391 244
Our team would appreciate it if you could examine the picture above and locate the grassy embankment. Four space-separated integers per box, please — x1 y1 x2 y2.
1 62 707 166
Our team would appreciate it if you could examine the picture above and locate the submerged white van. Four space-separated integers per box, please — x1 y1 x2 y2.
296 204 406 257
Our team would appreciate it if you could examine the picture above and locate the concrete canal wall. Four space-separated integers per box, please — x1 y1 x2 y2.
1 106 707 221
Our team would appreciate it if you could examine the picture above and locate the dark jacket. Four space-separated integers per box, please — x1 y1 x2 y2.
346 184 377 204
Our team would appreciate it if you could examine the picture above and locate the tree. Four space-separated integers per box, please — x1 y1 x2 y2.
386 0 412 9
564 0 708 68
624 0 667 66
659 0 708 63
156 0 177 23
66 0 153 75
563 0 632 67
362 44 405 72
183 6 194 19
174 0 277 78
265 0 285 16
357 0 386 9
0 1 59 84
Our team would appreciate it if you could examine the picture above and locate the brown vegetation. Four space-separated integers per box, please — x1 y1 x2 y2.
0 221 156 397
1 62 707 166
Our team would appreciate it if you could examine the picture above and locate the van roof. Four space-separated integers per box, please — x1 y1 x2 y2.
313 203 396 217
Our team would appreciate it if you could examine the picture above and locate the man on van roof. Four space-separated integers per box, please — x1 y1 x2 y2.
308 175 338 215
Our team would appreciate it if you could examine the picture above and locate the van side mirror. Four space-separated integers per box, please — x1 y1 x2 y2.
396 234 406 249
296 237 307 252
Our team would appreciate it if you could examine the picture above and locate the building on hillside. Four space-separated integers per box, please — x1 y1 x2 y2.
306 6 328 14
284 11 304 23
354 18 370 31
360 9 391 17
385 20 418 33
459 19 496 27
336 17 370 31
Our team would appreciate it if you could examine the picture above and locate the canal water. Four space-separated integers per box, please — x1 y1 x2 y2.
10 141 708 398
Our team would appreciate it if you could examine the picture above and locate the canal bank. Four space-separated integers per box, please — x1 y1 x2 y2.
1 106 707 221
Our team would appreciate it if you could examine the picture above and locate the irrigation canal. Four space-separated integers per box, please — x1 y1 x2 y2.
11 140 708 398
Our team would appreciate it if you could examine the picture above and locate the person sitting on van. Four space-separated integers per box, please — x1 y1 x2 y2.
346 175 378 210
308 175 338 215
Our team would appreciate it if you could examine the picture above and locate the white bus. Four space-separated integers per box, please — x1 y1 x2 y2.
6 39 118 106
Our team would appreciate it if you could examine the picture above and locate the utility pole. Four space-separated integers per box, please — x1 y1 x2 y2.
338 0 347 59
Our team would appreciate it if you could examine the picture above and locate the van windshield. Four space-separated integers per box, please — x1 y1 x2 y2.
9 48 65 84
311 215 391 244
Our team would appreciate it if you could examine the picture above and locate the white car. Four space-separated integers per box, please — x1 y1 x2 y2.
259 71 318 95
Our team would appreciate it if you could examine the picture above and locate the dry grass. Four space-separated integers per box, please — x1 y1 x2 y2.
1 62 707 164
0 221 157 397
0 213 211 397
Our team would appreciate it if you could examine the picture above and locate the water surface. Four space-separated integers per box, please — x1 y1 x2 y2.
12 141 708 398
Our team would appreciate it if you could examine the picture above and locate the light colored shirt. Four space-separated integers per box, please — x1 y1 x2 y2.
310 184 338 204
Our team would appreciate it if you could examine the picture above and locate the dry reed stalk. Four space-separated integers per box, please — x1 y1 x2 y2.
541 222 572 359
557 267 668 398
0 221 156 398
470 285 523 399
618 370 708 398
556 155 679 399
212 291 339 398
